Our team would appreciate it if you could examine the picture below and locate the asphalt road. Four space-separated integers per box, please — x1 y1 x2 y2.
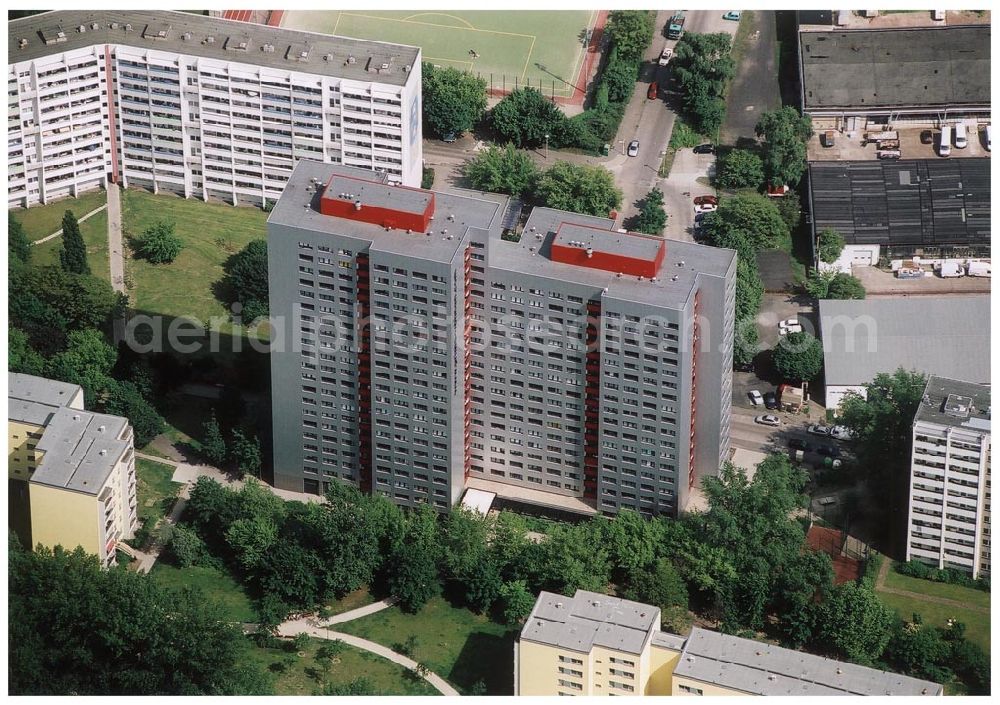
614 11 741 228
721 10 781 146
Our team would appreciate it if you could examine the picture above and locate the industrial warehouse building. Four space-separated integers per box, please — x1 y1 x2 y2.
798 25 991 128
268 161 737 517
806 158 991 262
818 296 991 410
8 10 422 209
514 590 943 696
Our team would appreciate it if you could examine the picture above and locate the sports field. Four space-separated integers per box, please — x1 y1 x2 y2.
281 10 599 100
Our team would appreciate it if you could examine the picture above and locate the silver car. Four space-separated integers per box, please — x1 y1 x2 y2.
755 414 781 427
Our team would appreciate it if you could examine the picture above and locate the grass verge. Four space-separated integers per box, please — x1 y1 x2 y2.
876 590 990 655
13 190 108 242
135 457 182 534
150 562 257 623
121 189 268 338
335 596 514 694
883 564 990 609
245 634 439 696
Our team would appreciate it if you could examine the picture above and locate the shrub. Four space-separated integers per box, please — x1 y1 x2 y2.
136 221 183 264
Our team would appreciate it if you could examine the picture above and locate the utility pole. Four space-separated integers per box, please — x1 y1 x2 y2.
544 133 549 160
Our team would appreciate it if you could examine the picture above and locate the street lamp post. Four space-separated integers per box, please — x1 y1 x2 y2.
544 133 550 159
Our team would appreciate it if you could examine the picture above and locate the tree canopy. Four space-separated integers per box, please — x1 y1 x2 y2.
772 330 824 382
9 211 31 266
135 220 183 264
702 193 789 257
634 187 667 235
422 64 488 138
605 10 655 64
59 209 90 275
826 272 866 300
814 581 894 664
535 161 622 216
463 143 539 197
224 239 269 321
716 149 764 190
754 107 813 187
817 227 845 264
8 541 271 695
489 88 567 149
673 32 735 136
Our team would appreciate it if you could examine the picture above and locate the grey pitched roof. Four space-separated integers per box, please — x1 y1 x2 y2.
914 375 991 433
674 628 943 696
819 296 991 388
800 26 990 111
8 374 130 495
808 160 990 248
9 10 419 86
519 590 659 655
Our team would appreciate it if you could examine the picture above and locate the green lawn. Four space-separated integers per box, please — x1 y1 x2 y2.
150 562 257 624
246 635 439 696
281 10 596 99
320 587 376 618
12 190 108 242
135 458 182 534
336 596 515 694
883 566 991 610
876 590 990 655
120 189 268 338
13 191 111 283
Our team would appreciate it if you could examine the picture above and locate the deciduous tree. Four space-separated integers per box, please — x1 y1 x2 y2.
772 330 824 382
813 581 894 664
716 149 764 190
201 412 227 466
489 88 566 149
817 227 845 264
230 428 262 478
463 144 539 197
826 272 866 299
605 10 655 64
535 161 622 216
754 107 813 187
224 239 269 319
635 188 667 235
9 211 31 266
422 63 488 138
136 221 183 264
388 506 443 612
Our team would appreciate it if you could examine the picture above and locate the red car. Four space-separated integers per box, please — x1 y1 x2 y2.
647 82 658 99
693 195 718 206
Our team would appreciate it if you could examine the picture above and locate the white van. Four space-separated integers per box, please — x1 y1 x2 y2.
938 124 952 157
954 122 968 149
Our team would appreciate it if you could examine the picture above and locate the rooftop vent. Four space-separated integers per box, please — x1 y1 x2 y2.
98 425 106 432
92 23 99 30
347 55 356 64
182 32 191 41
944 394 973 418
18 38 27 48
354 200 362 211
262 42 275 53
124 23 132 31
403 64 411 72
325 53 333 62
110 22 118 29
205 35 215 44
78 24 86 33
99 449 107 456
836 668 843 675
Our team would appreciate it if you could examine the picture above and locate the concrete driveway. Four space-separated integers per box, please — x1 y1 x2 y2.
661 148 716 241
721 10 780 146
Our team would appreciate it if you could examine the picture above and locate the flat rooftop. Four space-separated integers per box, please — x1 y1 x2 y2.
799 26 991 111
520 590 658 655
808 159 990 248
494 207 735 309
915 375 991 434
325 174 433 216
818 296 991 388
675 627 942 696
9 11 419 86
269 161 506 264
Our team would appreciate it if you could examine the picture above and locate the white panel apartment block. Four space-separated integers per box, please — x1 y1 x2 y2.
9 11 421 209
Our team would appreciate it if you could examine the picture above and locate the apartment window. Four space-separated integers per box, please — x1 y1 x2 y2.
557 679 583 691
678 684 704 695
558 655 584 665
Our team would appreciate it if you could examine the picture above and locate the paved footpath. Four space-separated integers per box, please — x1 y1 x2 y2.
277 614 460 696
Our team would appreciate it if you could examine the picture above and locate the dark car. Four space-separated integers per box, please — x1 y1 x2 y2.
816 444 841 458
441 132 457 143
920 130 934 145
788 438 811 452
693 144 715 155
763 391 779 409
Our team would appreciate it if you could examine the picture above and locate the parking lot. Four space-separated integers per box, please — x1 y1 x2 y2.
853 265 991 295
729 407 850 467
808 123 990 162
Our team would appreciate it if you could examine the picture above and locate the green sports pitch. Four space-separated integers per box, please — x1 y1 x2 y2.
280 10 598 99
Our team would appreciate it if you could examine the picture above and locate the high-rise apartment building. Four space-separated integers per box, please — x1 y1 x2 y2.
268 161 736 517
906 376 991 579
8 373 138 567
514 590 943 696
8 10 422 209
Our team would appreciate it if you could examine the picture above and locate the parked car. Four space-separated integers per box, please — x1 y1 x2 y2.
984 124 992 152
693 195 718 206
778 324 803 336
920 129 934 145
441 132 457 143
788 438 811 452
627 140 640 157
829 425 853 441
763 392 779 410
658 46 673 66
754 414 781 427
808 424 832 437
723 11 742 21
748 390 764 406
735 361 755 373
816 444 841 458
647 82 658 100
694 203 718 214
779 317 799 328
693 143 715 155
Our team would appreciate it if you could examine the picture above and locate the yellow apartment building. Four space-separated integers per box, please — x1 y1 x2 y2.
515 590 942 696
8 373 138 567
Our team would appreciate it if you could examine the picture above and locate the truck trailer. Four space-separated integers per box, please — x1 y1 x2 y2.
666 12 685 39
